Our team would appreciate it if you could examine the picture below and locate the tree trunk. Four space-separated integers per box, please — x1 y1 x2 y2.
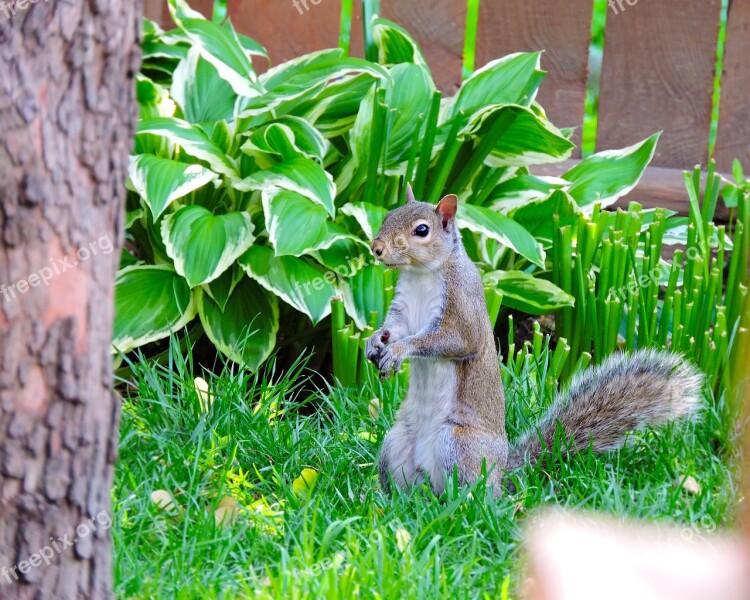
0 1 142 598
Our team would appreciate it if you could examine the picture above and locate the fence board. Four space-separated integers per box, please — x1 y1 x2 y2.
597 0 722 168
144 0 165 22
475 0 593 153
220 0 345 69
381 1 467 94
716 0 750 172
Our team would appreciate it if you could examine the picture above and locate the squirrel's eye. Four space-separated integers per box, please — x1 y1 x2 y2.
414 224 430 237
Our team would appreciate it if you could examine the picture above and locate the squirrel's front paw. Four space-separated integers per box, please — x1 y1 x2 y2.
378 341 407 380
366 329 391 365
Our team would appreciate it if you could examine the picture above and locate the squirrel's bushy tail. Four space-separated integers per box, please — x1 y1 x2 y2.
507 349 704 471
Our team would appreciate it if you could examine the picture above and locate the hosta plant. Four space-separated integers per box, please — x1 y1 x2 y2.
115 0 660 371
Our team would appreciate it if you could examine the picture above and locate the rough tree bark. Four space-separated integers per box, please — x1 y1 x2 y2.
0 1 142 598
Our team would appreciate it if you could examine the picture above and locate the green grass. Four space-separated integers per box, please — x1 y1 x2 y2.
114 341 740 599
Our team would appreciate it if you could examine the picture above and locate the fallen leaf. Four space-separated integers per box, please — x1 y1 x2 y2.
293 468 319 497
358 431 378 443
680 475 702 495
395 527 411 553
215 496 241 527
368 397 381 419
194 377 212 412
150 489 176 511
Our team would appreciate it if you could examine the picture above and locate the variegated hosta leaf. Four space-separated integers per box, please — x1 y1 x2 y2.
302 73 380 138
263 189 341 257
457 204 546 268
371 17 430 69
241 124 299 167
342 263 389 330
239 245 336 324
168 0 264 98
112 265 196 353
129 154 216 220
487 173 567 213
310 233 371 276
351 62 434 173
203 265 243 313
236 49 387 120
259 48 387 103
562 133 660 208
136 75 177 124
483 270 574 315
198 276 278 370
451 52 545 117
460 105 575 167
511 189 583 244
340 202 388 240
241 118 328 165
137 118 238 179
234 156 336 217
162 205 255 287
171 45 237 125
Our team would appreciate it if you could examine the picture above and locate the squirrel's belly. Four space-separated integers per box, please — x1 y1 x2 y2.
398 271 444 334
404 359 458 486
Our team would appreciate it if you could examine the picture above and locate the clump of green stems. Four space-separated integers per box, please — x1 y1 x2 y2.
552 160 748 393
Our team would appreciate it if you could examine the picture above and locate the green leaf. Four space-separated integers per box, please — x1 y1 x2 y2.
371 17 429 69
260 48 387 99
168 0 263 97
563 133 660 208
351 63 434 172
203 265 242 313
239 245 336 324
487 173 567 212
453 53 545 116
457 204 546 267
235 30 268 59
137 118 238 178
129 154 216 220
662 220 733 250
511 190 583 244
162 205 255 287
198 275 278 370
234 156 336 217
171 46 237 125
460 105 574 167
241 123 300 165
483 270 574 315
262 189 334 257
113 265 196 352
341 202 388 240
300 73 379 137
241 118 328 164
311 234 370 275
237 49 387 119
342 263 388 330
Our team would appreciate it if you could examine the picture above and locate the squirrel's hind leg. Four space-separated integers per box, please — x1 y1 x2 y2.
378 421 417 492
435 425 508 495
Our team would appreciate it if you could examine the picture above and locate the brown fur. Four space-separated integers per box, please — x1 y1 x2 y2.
368 187 704 495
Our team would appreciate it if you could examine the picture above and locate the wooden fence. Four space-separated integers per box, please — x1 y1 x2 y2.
146 0 750 216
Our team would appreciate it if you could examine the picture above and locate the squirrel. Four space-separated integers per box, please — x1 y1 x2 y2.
366 185 703 495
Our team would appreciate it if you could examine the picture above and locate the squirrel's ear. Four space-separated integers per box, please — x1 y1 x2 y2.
435 194 458 229
405 183 416 204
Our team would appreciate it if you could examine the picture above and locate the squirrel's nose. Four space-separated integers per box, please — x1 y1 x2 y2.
371 240 385 258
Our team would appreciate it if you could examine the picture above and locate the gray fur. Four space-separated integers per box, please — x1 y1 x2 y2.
368 193 704 495
506 348 704 470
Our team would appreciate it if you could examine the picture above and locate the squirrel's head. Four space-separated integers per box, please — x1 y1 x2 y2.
370 185 459 272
